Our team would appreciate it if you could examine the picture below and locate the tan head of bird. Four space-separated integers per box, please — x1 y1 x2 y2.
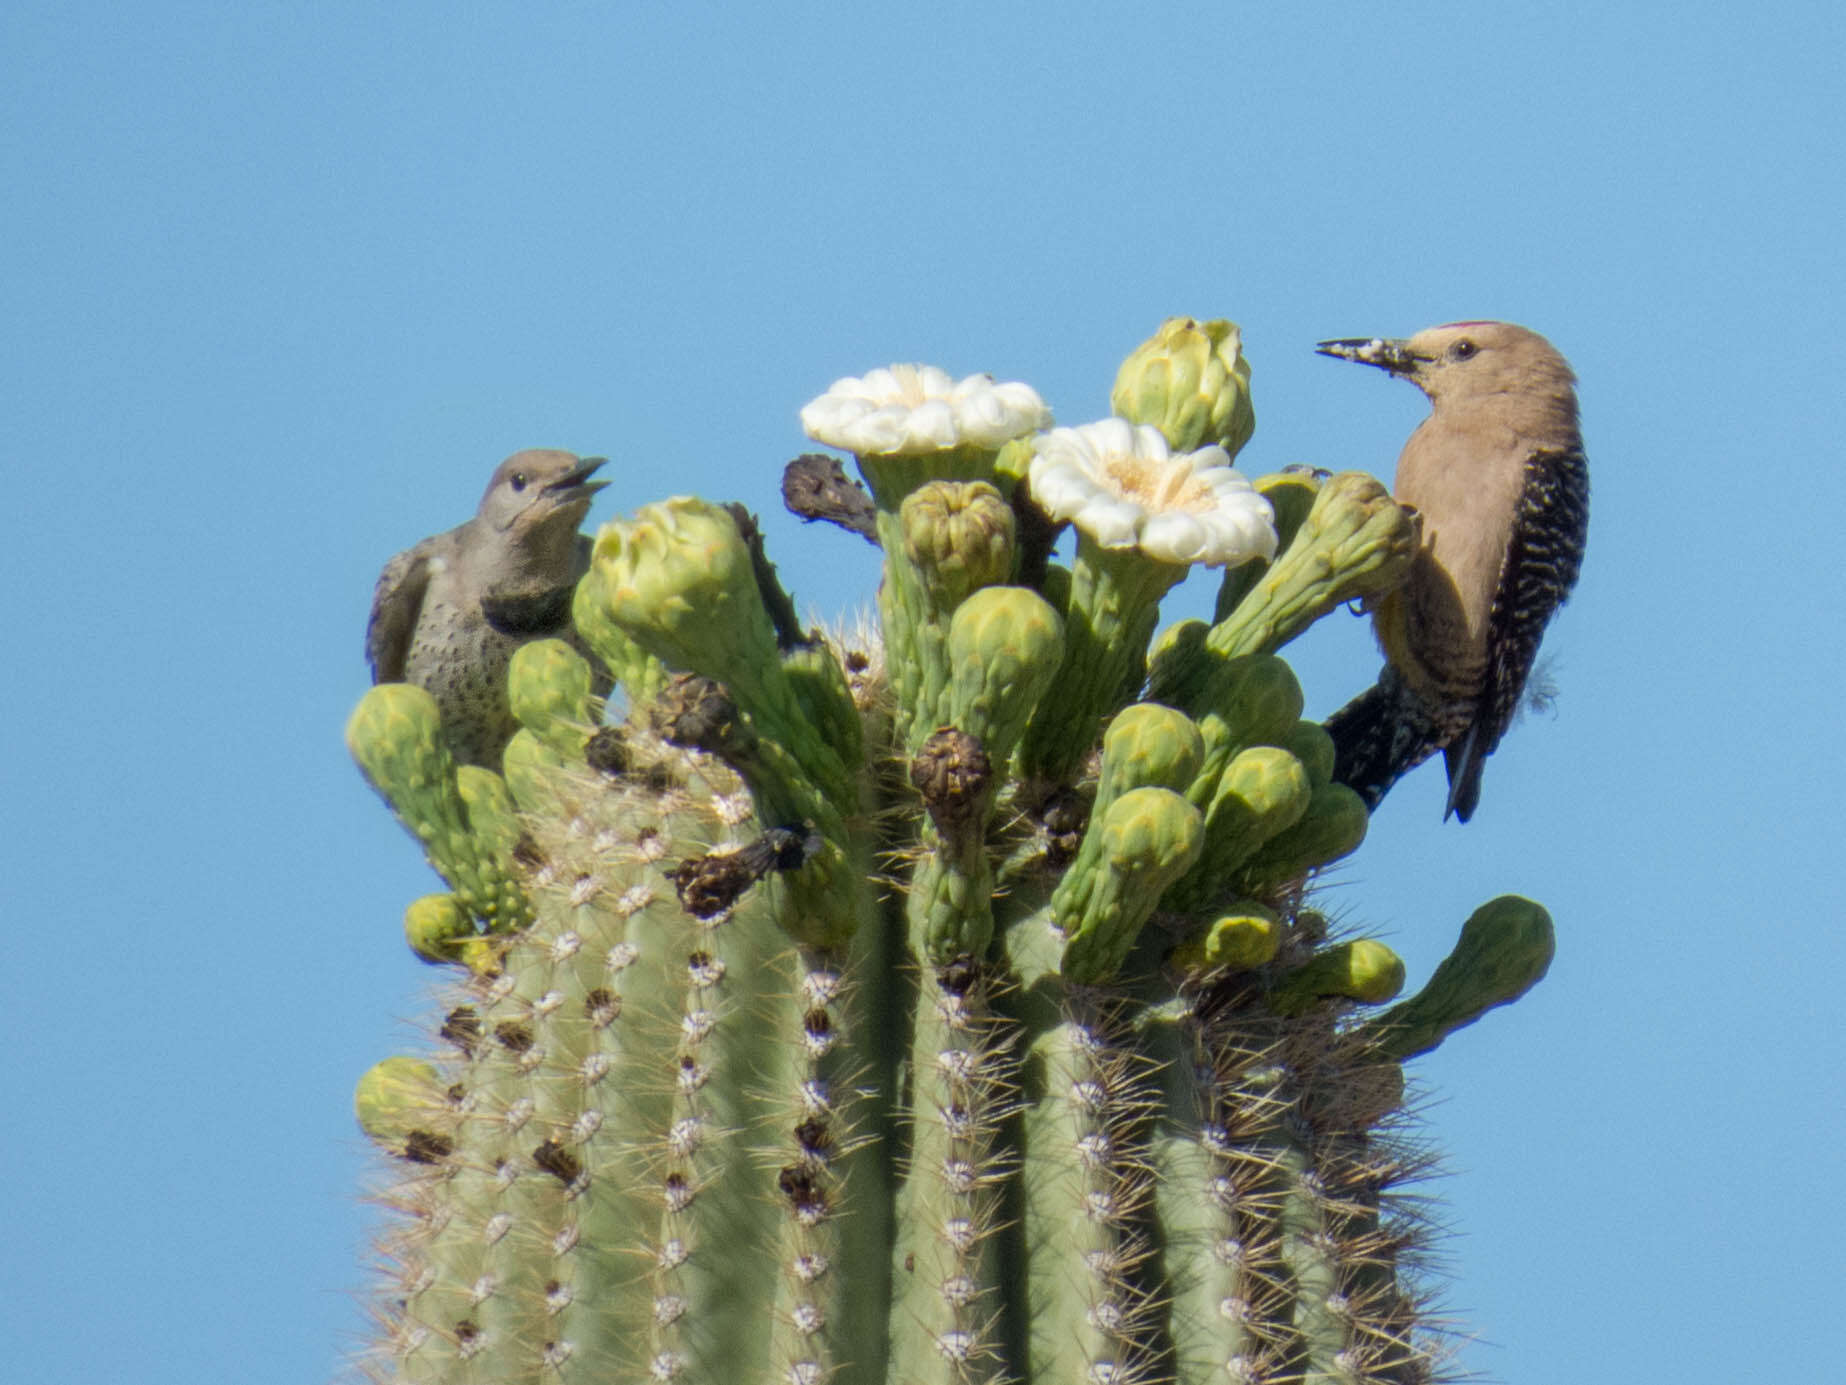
476 448 610 538
1317 321 1579 433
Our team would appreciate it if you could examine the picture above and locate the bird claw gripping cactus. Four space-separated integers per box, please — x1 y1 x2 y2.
348 318 1558 1385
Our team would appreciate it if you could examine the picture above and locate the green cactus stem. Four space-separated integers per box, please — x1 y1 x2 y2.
1169 745 1312 914
1017 537 1190 788
1358 895 1557 1059
897 480 1019 752
908 585 1065 963
1268 938 1408 1016
1207 470 1418 659
1234 780 1370 894
402 892 475 967
1174 653 1306 826
346 683 532 929
854 442 1027 755
1280 717 1337 787
1212 468 1325 620
593 499 841 791
571 562 668 705
1169 900 1282 973
506 638 597 758
1047 702 1203 948
1056 785 1205 984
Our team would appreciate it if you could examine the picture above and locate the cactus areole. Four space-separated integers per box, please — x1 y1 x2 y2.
347 321 1558 1384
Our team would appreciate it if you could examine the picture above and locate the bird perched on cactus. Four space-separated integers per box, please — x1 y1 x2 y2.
365 448 609 768
1317 322 1589 821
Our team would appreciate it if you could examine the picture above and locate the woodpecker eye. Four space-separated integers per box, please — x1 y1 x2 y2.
1451 339 1477 361
510 472 529 491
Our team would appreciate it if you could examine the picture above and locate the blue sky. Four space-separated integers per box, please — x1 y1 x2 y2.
4 3 1842 1381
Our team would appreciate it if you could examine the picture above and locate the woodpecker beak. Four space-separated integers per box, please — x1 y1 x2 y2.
1315 337 1427 377
545 456 611 504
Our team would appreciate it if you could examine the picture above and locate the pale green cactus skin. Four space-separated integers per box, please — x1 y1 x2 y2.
348 327 1557 1385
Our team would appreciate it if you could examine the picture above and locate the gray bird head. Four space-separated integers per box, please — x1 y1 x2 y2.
476 449 610 538
1316 321 1577 412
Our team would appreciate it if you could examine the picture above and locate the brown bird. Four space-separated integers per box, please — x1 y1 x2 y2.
1317 322 1589 821
366 449 609 768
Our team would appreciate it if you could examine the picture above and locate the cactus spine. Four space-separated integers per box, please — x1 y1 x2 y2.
348 320 1557 1384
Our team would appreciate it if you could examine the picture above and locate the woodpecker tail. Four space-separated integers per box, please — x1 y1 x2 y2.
1325 664 1445 813
1441 727 1487 823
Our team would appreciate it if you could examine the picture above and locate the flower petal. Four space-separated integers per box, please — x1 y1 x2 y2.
1027 418 1278 567
802 365 1050 456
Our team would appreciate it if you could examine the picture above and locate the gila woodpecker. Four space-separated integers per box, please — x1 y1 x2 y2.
366 449 609 769
1316 322 1589 821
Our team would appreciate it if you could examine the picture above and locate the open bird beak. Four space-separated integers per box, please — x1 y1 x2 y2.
1315 337 1426 376
546 456 611 503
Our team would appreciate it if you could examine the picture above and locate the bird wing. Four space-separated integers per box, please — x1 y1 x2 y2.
1446 445 1590 818
365 541 434 683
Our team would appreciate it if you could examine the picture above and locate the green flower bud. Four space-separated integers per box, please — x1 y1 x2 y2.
1111 317 1256 459
1186 654 1306 802
1203 745 1311 840
454 935 508 977
909 588 1065 968
454 765 522 854
403 893 475 966
1234 781 1369 891
1050 702 1203 925
346 683 455 816
1209 471 1418 658
1059 785 1205 984
500 726 573 817
1098 702 1206 804
1359 896 1556 1060
1102 785 1206 876
592 499 846 798
1171 745 1311 912
902 480 1017 612
348 685 526 925
1175 650 1304 740
1269 939 1406 1016
1145 618 1210 709
452 767 532 929
1279 719 1337 787
1254 470 1323 555
590 497 780 688
570 564 665 704
1038 561 1072 614
1213 469 1323 620
781 639 864 767
945 586 1065 762
507 638 594 757
1171 902 1281 973
353 1057 448 1154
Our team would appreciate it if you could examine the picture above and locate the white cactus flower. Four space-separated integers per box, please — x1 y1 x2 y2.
801 364 1051 456
1028 418 1277 567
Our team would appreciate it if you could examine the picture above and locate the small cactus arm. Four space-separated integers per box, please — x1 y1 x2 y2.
346 319 1561 1385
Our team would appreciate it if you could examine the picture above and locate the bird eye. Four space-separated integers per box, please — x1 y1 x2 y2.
1451 339 1477 361
510 472 528 491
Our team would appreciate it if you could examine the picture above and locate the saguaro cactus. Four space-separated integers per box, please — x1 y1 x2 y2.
347 318 1557 1385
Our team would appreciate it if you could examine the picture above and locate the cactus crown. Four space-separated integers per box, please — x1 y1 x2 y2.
346 319 1555 1385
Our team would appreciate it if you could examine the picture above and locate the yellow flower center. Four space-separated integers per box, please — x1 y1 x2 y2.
1102 456 1213 513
